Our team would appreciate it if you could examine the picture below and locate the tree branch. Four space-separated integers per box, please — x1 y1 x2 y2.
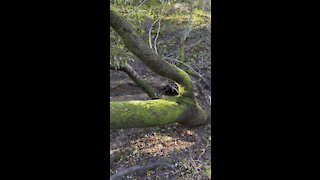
110 63 158 98
154 0 168 54
110 9 195 99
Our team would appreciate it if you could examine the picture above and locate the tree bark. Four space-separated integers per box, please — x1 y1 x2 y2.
110 63 158 98
110 97 206 129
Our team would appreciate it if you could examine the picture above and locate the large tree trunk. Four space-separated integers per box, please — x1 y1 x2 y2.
110 9 207 129
111 97 206 129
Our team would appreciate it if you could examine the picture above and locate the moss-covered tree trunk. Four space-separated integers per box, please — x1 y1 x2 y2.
110 9 207 129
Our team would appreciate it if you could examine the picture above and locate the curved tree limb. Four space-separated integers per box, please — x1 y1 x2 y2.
110 63 158 98
110 9 195 99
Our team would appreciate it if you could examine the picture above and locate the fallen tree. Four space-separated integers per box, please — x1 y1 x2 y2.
110 9 208 129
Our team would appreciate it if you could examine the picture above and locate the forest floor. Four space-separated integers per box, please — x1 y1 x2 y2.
110 4 212 179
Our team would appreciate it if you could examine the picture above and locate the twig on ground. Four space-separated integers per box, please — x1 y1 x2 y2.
197 148 206 161
164 51 179 58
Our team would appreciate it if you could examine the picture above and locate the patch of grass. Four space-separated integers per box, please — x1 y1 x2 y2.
205 168 211 177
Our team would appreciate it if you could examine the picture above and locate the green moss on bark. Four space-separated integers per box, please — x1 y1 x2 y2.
110 97 207 129
110 97 189 129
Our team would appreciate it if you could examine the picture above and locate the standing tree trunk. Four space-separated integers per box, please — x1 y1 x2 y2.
110 9 207 129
